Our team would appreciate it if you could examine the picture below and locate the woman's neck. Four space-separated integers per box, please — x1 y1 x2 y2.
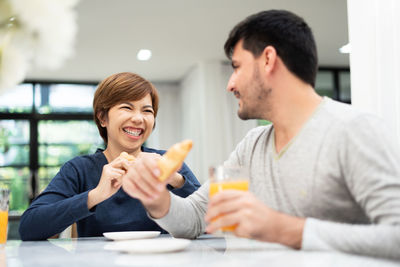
103 146 140 162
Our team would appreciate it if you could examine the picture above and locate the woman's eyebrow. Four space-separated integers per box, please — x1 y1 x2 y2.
121 102 134 107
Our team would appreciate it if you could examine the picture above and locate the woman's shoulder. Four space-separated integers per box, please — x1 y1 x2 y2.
63 149 107 170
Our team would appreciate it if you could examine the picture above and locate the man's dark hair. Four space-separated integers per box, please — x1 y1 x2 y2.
224 10 318 87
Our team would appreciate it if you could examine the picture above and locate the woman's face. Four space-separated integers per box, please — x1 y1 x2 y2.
102 94 155 155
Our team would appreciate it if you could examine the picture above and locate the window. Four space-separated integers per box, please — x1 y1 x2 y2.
0 83 33 113
315 71 335 98
35 84 95 114
38 120 101 192
0 82 104 215
316 67 351 103
339 71 351 102
0 120 30 212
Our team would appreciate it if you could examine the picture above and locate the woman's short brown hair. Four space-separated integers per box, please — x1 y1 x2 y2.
93 72 159 144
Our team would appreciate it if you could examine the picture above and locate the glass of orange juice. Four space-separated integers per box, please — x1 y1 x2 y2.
0 188 9 246
209 165 249 233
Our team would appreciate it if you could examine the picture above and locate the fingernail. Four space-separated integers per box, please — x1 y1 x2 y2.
153 168 160 177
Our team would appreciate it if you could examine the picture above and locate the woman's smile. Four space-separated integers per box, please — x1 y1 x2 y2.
123 127 143 138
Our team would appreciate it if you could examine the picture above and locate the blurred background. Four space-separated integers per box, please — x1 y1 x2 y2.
0 0 350 239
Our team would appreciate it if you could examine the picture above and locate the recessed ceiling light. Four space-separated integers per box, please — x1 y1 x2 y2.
137 49 152 61
339 43 351 54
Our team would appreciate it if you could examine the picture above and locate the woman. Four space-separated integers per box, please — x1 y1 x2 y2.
19 72 200 240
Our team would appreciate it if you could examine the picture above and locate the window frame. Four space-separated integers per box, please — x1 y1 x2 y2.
0 80 98 204
317 66 351 104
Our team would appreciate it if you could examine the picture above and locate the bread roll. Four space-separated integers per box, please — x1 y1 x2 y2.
120 152 136 162
157 140 193 181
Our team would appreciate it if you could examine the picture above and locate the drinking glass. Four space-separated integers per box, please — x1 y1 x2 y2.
0 188 10 246
209 165 249 232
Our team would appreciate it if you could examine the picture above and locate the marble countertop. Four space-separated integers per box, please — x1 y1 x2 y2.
1 234 399 267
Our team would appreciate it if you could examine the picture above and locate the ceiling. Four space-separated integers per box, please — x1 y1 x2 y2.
26 0 349 83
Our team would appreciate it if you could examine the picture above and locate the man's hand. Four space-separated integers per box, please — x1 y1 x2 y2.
205 190 305 249
122 152 174 218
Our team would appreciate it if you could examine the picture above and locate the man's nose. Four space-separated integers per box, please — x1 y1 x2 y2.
226 73 235 92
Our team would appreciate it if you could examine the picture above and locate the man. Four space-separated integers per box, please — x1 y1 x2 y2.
122 10 400 259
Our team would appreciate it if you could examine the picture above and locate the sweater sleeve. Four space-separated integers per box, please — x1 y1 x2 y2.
303 114 400 259
151 182 209 239
302 218 400 259
19 161 94 241
168 162 201 197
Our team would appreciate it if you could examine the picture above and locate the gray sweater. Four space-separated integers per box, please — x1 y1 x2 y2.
153 97 400 259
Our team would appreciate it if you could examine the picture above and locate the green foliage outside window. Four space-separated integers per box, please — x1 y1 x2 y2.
258 120 271 126
0 83 103 219
0 168 30 211
0 121 30 212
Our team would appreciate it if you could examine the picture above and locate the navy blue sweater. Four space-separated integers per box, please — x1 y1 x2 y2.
19 147 200 240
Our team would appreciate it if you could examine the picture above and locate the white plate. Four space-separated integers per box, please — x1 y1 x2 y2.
104 238 191 253
103 231 160 241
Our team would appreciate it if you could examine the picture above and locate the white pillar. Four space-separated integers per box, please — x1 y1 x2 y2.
180 61 257 183
347 0 400 142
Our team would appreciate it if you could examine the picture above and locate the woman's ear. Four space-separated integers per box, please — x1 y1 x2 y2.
97 111 107 127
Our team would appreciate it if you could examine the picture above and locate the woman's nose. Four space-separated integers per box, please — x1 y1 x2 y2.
130 112 144 123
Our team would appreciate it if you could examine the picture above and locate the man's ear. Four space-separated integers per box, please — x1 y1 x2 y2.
262 46 278 74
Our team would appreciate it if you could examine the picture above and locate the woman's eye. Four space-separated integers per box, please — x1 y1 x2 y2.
121 106 132 110
144 109 154 114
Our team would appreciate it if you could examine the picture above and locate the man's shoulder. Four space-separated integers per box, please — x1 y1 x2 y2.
241 125 273 143
246 125 272 136
320 98 386 142
321 98 379 125
323 98 361 120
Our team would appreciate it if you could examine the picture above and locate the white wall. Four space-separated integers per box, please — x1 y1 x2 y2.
179 61 257 183
146 82 182 150
348 0 400 143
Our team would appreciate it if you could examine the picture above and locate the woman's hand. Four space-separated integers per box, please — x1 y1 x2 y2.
167 172 185 189
87 156 129 209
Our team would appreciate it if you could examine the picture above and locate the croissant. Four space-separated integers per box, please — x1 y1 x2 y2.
120 152 136 162
157 140 193 181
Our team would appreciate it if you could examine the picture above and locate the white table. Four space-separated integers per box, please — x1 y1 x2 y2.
2 234 399 267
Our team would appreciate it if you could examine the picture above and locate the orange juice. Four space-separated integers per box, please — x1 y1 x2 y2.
209 180 249 231
0 211 8 244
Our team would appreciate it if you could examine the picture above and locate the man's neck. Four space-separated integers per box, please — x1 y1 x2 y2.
270 84 322 154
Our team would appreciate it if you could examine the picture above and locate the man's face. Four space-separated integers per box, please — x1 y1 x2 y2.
226 40 272 120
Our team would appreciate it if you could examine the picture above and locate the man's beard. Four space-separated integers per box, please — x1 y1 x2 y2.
237 68 272 120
